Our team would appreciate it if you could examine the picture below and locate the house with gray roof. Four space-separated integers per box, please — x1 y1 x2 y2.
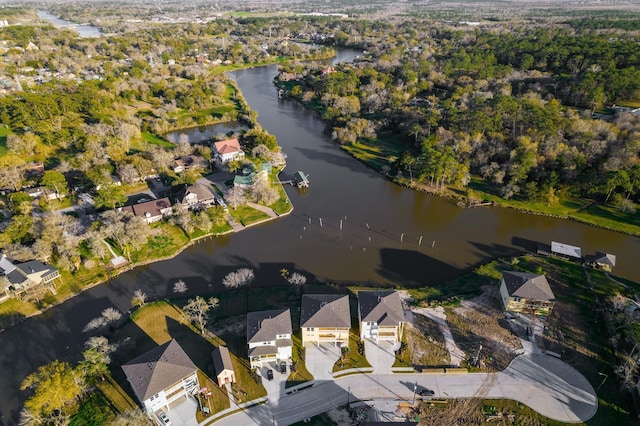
247 309 292 368
122 339 199 414
211 346 235 387
358 290 406 345
176 183 216 209
499 271 555 316
0 254 60 302
301 294 351 347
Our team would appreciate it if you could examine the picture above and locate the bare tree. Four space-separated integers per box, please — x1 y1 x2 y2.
182 296 219 335
225 186 247 208
173 280 188 294
287 272 307 286
222 268 255 289
132 289 147 307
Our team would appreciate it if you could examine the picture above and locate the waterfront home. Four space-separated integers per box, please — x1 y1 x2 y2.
213 138 245 163
499 271 555 316
211 346 236 386
0 254 60 301
176 183 216 209
247 309 292 368
358 290 405 345
120 197 172 224
300 294 351 347
122 339 199 414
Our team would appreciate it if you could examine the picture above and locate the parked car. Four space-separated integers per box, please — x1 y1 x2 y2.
157 410 171 425
417 388 435 396
266 369 274 381
279 361 287 374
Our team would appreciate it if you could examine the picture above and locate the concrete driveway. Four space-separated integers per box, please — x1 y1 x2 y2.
306 344 341 380
260 363 288 403
364 340 397 373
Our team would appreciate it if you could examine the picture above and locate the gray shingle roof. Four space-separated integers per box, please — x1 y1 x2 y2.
211 346 234 374
300 294 351 328
502 271 555 301
246 309 292 344
358 291 405 326
122 339 197 401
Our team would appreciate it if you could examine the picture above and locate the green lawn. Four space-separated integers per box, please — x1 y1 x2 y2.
332 331 371 373
229 205 270 225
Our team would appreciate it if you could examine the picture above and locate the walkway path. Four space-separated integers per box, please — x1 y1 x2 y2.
209 353 597 425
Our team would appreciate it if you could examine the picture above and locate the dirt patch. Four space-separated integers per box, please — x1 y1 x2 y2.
405 316 450 368
447 285 521 371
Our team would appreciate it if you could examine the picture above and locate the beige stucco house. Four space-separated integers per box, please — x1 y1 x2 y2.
499 271 555 316
300 294 351 347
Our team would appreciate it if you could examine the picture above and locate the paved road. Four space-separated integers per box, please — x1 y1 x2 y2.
210 353 597 425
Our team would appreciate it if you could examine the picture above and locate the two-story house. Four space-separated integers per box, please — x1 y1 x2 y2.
300 294 351 347
120 197 172 224
358 290 406 346
0 254 60 301
246 309 292 369
122 339 199 415
499 271 555 316
213 138 245 164
176 183 216 209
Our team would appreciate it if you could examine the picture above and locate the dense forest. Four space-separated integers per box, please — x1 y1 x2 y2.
276 20 640 210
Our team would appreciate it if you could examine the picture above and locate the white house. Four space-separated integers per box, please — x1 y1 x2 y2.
122 339 199 414
213 138 244 163
358 290 405 346
246 309 292 368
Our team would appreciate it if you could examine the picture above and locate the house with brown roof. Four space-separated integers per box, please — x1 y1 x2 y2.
499 271 555 316
213 138 245 163
176 183 216 209
247 309 292 368
120 197 172 224
122 339 199 414
171 155 207 173
358 290 405 345
211 346 236 387
301 294 351 347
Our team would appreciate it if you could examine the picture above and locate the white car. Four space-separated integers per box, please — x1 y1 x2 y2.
157 410 171 425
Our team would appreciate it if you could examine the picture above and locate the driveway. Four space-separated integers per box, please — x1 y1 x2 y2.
260 363 288 403
166 396 198 426
306 344 341 380
364 339 397 373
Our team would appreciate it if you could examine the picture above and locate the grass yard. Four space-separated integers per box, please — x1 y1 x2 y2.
332 331 371 373
286 332 314 388
229 205 270 226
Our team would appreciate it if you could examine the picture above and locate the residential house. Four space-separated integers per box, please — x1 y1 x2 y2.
0 254 60 301
176 183 216 209
211 346 236 387
171 155 206 173
120 197 172 224
584 251 616 272
358 290 405 345
300 294 351 347
213 138 244 164
247 309 292 368
122 339 199 414
499 271 555 316
233 163 270 189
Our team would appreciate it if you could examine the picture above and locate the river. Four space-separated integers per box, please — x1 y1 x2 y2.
37 11 102 38
0 49 638 424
